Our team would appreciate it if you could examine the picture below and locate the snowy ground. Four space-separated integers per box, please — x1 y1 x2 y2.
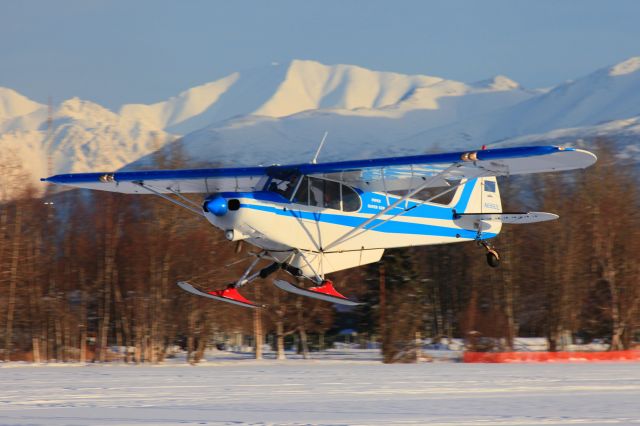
1 352 639 425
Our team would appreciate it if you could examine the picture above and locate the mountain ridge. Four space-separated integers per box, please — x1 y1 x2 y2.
1 57 639 200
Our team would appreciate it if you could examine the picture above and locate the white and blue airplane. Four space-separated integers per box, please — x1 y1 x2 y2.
43 145 596 308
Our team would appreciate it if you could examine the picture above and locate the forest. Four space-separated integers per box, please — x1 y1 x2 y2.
0 141 638 363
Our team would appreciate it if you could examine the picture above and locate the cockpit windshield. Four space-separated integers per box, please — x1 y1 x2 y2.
266 176 299 200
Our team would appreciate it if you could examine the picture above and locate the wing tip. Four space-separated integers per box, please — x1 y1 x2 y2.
574 148 598 166
564 148 598 169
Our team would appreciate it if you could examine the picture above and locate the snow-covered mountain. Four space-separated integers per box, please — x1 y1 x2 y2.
169 58 640 168
0 96 173 199
0 87 45 121
2 58 640 200
127 60 537 167
398 56 640 149
119 60 532 135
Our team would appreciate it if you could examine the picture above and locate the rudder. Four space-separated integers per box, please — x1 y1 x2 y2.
452 177 503 238
453 177 502 215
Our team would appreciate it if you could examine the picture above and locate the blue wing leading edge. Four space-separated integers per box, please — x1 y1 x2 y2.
42 145 597 194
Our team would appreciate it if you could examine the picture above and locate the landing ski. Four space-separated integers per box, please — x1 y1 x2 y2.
273 279 362 306
177 281 262 308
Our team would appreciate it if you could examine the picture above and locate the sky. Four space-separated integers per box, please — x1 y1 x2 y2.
1 0 639 110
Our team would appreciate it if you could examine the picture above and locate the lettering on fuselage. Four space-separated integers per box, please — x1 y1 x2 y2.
484 202 500 210
367 204 386 211
367 196 386 211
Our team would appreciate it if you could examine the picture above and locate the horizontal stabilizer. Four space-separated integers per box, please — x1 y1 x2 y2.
454 212 559 224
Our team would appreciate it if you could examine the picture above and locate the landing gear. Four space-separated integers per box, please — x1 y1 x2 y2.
178 250 361 307
178 281 261 308
486 250 500 268
275 250 360 305
273 279 361 306
178 252 273 307
478 240 500 268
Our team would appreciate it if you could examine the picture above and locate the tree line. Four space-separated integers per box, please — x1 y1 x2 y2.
0 141 638 363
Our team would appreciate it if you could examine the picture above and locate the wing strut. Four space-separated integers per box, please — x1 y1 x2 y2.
381 168 390 205
133 182 204 217
342 176 483 245
166 187 205 210
324 167 488 251
324 164 460 251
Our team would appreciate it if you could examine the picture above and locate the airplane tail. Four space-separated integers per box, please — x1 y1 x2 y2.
452 177 558 235
452 176 502 215
451 177 503 238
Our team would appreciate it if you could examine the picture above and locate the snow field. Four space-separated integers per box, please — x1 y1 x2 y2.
0 357 639 425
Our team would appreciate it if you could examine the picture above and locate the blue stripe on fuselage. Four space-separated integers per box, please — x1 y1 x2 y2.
357 178 476 219
237 201 495 240
216 177 476 220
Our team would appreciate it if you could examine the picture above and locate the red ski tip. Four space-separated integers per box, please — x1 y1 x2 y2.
308 280 348 300
273 279 362 306
178 281 261 308
208 286 255 305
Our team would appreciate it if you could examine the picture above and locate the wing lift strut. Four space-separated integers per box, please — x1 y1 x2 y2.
273 163 499 306
133 181 205 217
324 164 487 251
273 164 492 307
323 161 505 267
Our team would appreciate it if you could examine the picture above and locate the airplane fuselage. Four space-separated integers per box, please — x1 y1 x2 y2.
203 178 502 276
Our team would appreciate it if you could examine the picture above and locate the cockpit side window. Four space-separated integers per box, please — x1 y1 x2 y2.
308 178 340 209
324 180 341 210
292 176 309 204
309 177 323 207
341 185 361 212
293 177 361 212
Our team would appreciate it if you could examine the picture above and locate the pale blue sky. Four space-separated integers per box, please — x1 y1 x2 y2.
1 0 639 109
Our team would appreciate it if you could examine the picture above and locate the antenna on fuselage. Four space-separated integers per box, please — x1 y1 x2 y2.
311 131 329 164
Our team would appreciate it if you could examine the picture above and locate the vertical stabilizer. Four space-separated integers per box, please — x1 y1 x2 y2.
453 177 502 214
452 177 503 237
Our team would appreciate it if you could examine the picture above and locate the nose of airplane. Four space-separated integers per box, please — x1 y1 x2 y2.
204 196 228 216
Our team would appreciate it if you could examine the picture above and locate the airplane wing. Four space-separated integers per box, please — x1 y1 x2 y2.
297 146 597 191
42 166 270 194
42 146 596 194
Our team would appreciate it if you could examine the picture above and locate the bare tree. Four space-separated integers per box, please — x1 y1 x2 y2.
3 200 22 361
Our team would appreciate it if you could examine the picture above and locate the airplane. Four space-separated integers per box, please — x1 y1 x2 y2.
42 145 597 308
